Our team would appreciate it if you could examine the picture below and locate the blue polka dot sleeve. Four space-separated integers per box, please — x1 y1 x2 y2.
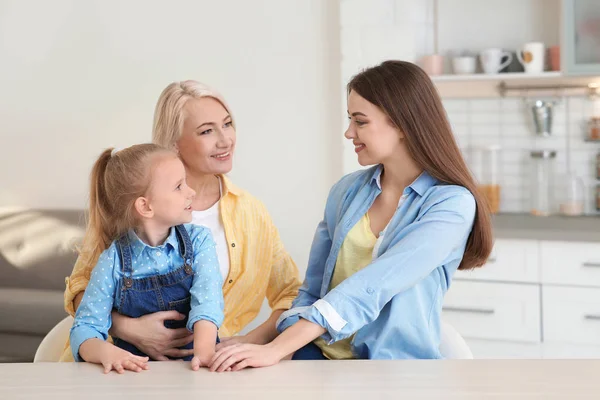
69 245 119 361
186 225 225 331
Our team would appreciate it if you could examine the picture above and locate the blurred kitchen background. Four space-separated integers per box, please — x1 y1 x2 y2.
1 0 599 362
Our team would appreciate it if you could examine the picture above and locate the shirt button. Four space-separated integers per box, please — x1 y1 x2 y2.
366 287 374 294
228 279 233 284
156 251 161 257
231 243 236 248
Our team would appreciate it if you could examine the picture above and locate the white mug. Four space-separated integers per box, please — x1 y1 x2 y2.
452 56 477 75
480 48 513 74
517 42 545 73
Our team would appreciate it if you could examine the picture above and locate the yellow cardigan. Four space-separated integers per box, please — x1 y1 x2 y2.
60 176 301 361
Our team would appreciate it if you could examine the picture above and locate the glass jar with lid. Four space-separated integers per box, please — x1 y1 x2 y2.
471 145 501 214
530 150 556 216
559 173 585 216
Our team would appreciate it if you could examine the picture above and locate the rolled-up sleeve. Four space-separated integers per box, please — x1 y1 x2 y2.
277 181 340 334
297 191 477 344
276 218 331 333
187 227 225 331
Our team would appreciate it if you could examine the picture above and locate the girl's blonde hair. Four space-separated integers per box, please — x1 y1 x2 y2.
152 80 235 149
79 144 175 268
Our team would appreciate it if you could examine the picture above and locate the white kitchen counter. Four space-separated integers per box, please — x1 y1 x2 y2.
2 360 600 399
493 213 600 242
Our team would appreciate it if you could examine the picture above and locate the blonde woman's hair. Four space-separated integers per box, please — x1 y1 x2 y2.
79 144 175 268
152 80 234 149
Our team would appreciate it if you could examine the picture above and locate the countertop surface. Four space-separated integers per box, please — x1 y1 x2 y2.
2 360 600 399
493 213 600 242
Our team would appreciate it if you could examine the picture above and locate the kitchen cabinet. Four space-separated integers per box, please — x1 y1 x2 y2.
446 238 600 358
543 286 600 346
562 0 600 75
443 280 541 343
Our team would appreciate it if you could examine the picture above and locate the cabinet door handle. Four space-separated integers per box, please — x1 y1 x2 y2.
584 314 600 321
443 306 495 315
582 262 600 268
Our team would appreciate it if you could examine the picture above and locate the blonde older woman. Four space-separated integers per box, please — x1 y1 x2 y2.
60 81 301 361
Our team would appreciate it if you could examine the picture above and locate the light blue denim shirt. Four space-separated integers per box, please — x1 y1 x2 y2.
70 224 224 360
277 165 476 359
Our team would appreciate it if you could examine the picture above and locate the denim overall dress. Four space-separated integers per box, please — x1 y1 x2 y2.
112 225 197 361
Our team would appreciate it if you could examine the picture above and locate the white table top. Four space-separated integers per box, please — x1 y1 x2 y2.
1 360 600 399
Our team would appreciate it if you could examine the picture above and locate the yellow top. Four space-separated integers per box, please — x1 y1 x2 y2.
60 175 301 361
314 213 377 359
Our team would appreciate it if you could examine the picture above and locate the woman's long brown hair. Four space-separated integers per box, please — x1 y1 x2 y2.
348 60 493 270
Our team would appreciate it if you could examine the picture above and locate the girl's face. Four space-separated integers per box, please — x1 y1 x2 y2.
144 155 196 227
344 90 405 166
176 97 236 176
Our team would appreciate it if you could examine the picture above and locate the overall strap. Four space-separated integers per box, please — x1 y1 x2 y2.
174 225 194 275
115 233 134 288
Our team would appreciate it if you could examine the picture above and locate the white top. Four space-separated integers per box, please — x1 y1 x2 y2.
5 360 600 398
191 177 230 282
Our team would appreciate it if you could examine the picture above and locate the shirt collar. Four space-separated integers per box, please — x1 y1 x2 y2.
126 227 179 259
370 165 384 189
220 174 242 197
371 165 438 197
409 171 438 196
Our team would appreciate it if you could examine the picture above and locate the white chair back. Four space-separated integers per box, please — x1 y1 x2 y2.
439 320 473 359
33 316 73 362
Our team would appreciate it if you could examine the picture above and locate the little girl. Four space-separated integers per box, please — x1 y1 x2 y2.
70 144 224 374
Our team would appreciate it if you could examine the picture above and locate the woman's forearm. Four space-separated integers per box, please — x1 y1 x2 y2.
268 318 326 359
64 253 96 316
243 309 284 345
109 311 132 339
73 292 84 313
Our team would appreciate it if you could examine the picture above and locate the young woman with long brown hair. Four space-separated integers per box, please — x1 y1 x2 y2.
207 60 493 370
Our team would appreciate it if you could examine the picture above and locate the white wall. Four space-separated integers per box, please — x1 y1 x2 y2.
339 0 422 174
438 0 560 60
0 0 342 282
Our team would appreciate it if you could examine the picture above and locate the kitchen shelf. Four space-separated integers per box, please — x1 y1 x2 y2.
432 72 600 99
431 72 562 83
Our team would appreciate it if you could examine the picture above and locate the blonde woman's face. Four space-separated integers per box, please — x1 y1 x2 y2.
177 97 236 176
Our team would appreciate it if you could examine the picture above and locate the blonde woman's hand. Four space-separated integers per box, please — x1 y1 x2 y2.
191 354 231 372
111 311 194 360
209 343 283 373
215 335 250 351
